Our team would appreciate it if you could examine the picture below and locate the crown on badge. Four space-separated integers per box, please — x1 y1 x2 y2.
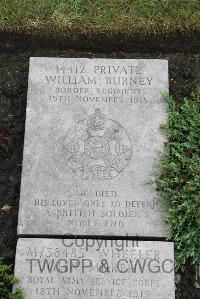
88 109 106 131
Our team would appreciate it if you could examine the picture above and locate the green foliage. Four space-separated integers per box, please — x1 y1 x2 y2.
156 86 200 276
0 0 199 35
0 258 23 299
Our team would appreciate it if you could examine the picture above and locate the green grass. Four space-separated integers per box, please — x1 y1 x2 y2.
156 86 200 276
0 0 199 36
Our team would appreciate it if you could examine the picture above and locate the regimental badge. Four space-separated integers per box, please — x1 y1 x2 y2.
62 109 132 180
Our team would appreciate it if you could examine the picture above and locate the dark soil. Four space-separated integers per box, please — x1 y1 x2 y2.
0 47 200 299
1 30 200 53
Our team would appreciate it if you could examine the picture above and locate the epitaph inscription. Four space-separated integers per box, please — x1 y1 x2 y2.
18 58 168 236
14 239 175 299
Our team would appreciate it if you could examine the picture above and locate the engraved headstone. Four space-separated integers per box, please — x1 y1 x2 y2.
18 58 168 236
14 238 175 299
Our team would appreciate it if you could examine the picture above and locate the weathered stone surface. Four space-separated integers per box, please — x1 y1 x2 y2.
14 238 175 299
18 58 168 236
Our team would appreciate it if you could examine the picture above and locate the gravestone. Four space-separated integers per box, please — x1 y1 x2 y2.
14 238 175 299
14 57 175 298
17 58 168 237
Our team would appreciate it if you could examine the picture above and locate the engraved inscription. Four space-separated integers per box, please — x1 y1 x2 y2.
14 239 175 299
62 109 132 180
